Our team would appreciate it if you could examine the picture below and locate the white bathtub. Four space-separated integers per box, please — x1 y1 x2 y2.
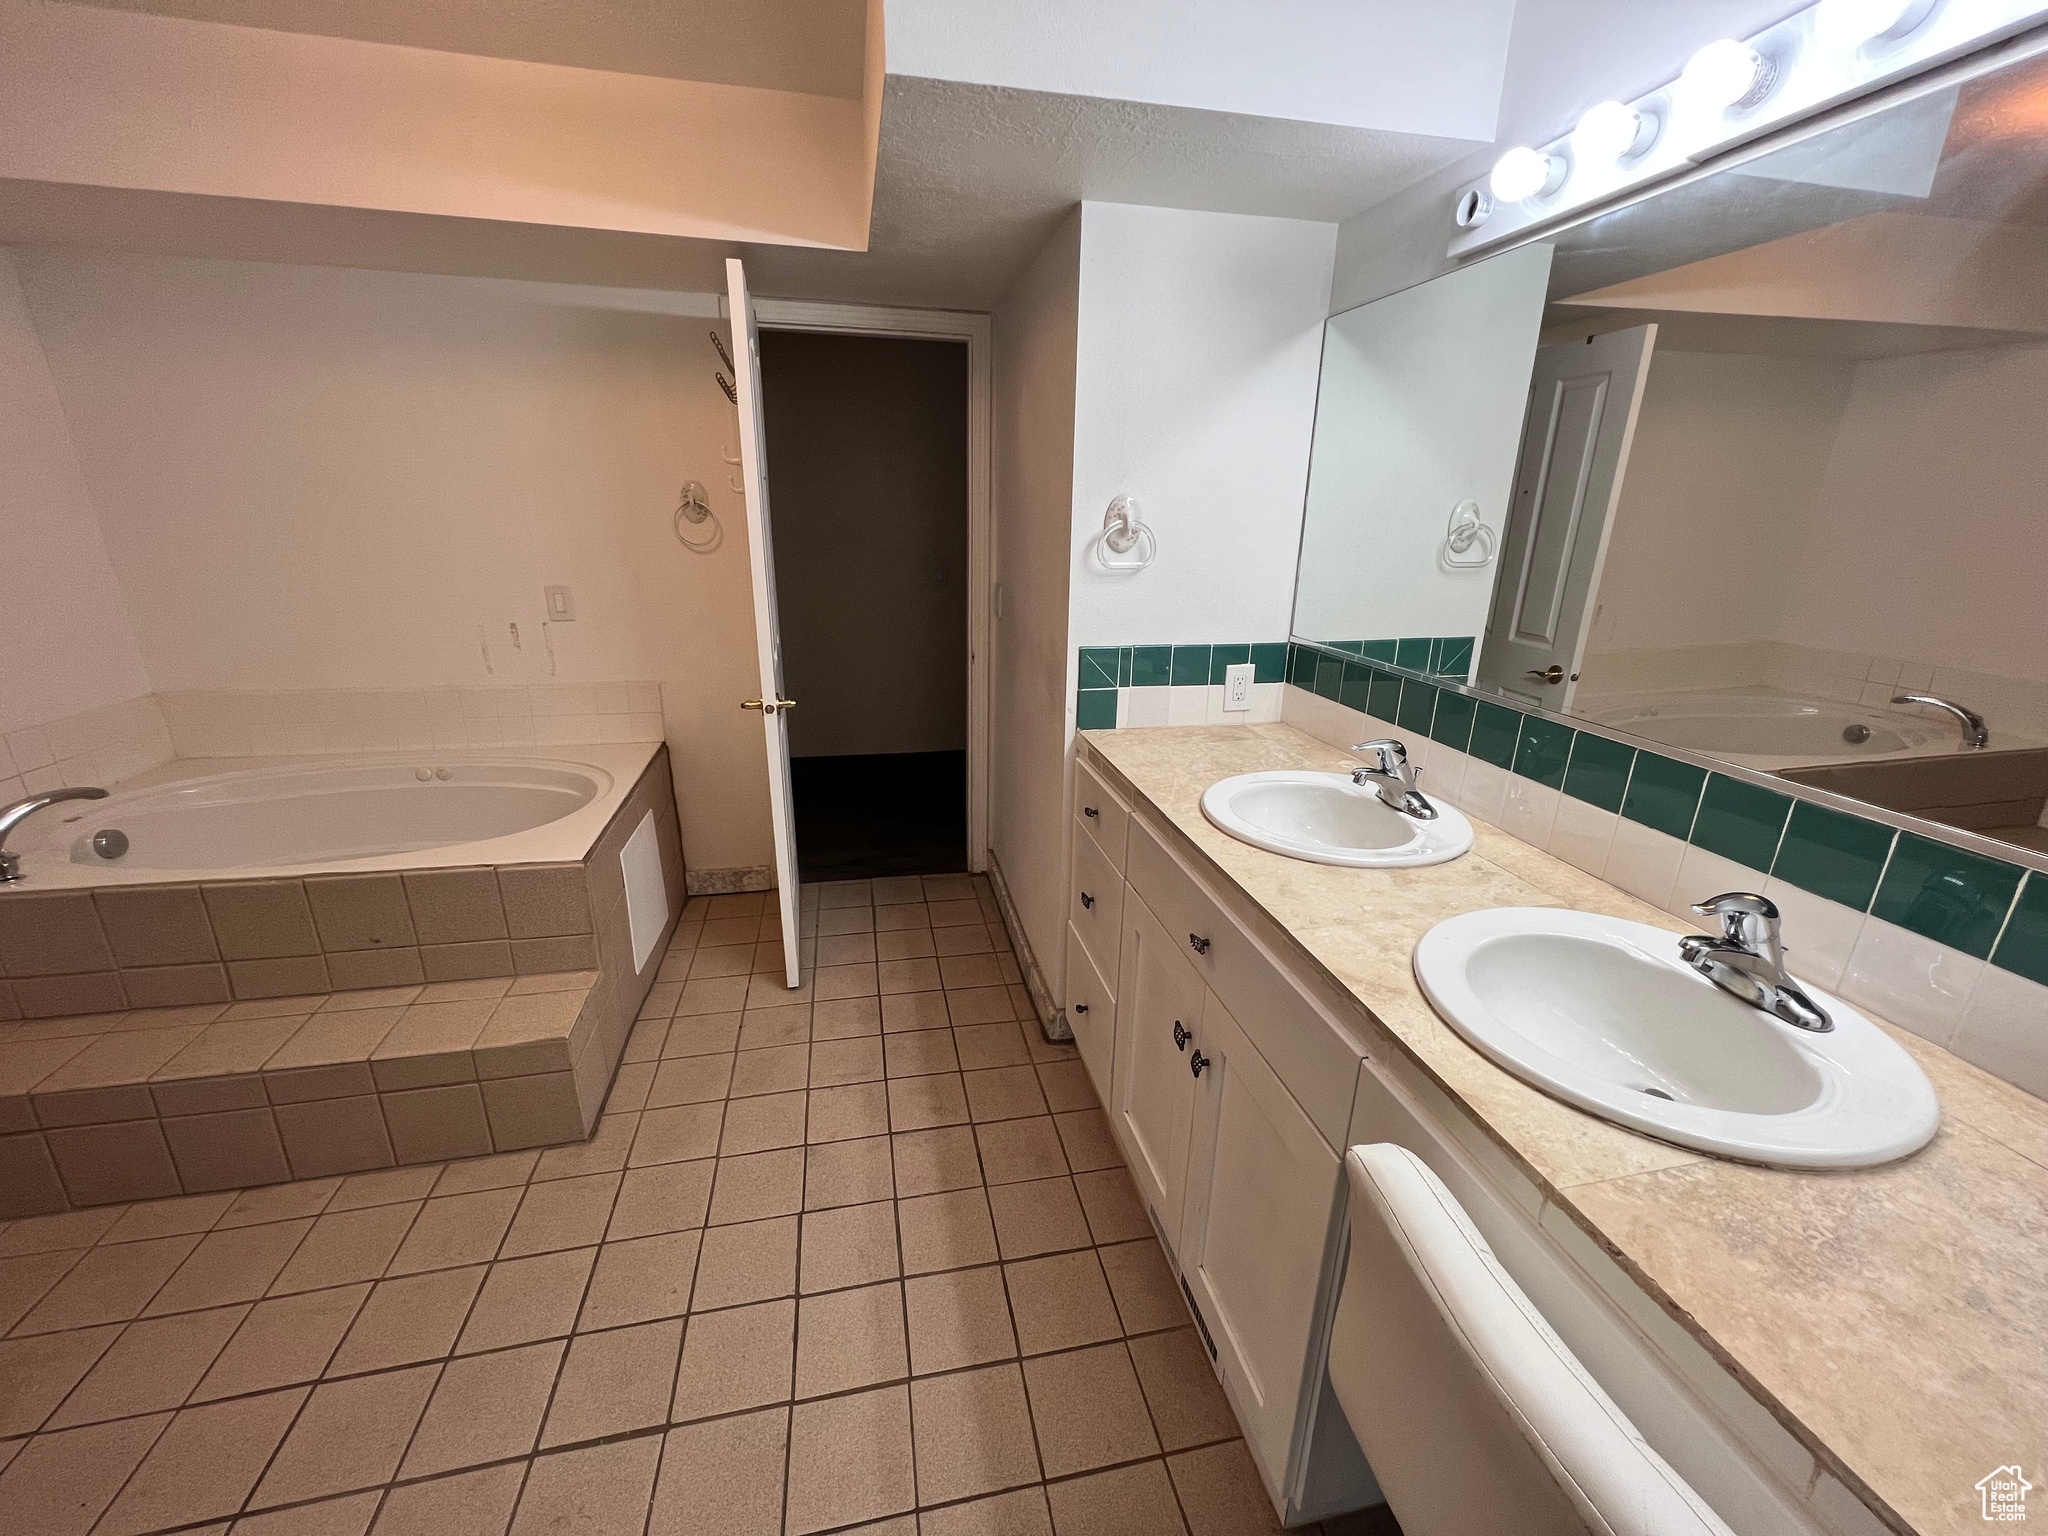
11 744 656 888
1581 691 1959 769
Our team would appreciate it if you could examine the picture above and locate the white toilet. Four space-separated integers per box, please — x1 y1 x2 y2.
1328 1144 1737 1536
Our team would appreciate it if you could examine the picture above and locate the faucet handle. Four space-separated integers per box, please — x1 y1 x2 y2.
1348 739 1407 772
1691 891 1778 947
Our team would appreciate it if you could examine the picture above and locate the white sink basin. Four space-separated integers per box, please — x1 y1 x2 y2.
1202 771 1474 867
1414 908 1939 1168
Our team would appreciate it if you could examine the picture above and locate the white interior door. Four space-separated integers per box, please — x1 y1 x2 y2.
1477 324 1657 710
726 258 803 987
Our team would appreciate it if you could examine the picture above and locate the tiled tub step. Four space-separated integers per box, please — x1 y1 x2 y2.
0 973 613 1216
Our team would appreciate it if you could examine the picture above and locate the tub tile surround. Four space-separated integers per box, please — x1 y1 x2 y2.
158 682 667 757
0 696 176 807
0 751 686 1215
1078 721 2048 1536
1277 656 2047 1100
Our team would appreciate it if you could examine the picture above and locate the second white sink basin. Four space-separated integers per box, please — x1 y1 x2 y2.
1203 771 1474 867
1414 908 1939 1168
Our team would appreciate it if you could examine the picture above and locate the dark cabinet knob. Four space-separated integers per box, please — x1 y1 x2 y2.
1072 1003 1089 1014
1190 1050 1210 1078
1172 1021 1189 1051
1080 891 1095 909
1083 806 1099 818
1188 934 1210 955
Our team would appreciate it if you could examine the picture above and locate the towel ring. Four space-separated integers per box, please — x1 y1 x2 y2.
1441 500 1496 569
1095 495 1157 573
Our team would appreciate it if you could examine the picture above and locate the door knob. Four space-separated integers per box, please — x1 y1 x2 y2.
741 698 798 714
1173 1021 1189 1051
1524 666 1565 686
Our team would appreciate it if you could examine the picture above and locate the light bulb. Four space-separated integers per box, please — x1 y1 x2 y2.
1489 146 1565 203
1680 38 1776 111
1813 0 1936 50
1571 100 1656 162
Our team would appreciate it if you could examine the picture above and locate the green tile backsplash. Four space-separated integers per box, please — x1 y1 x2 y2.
1395 680 1438 735
1871 833 2023 959
1429 691 1476 752
1512 716 1573 791
1561 732 1634 814
1468 701 1522 770
1992 872 2046 986
1621 753 1706 840
1690 774 1792 870
1772 802 1895 912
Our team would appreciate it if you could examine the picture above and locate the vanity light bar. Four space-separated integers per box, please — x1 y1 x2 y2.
1448 0 2048 257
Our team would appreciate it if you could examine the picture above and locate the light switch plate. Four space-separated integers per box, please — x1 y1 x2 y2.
544 585 577 621
1224 662 1254 711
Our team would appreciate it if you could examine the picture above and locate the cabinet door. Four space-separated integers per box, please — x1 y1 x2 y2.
1112 895 1206 1251
1064 921 1116 1107
1180 992 1345 1487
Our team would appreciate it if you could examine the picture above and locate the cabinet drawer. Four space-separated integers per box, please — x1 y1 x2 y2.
1069 819 1126 980
1064 921 1116 1107
1126 816 1359 1149
1074 753 1131 872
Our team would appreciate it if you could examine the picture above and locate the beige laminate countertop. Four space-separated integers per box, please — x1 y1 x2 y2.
1079 723 2048 1536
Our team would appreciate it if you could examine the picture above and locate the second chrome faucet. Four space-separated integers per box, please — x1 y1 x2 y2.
1349 740 1439 821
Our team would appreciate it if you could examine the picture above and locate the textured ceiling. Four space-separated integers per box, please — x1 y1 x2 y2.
57 0 870 96
744 76 1480 308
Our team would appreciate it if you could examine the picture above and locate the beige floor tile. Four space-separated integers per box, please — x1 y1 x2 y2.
660 1013 741 1058
709 1146 806 1225
879 958 942 995
1074 1168 1152 1244
508 1435 663 1536
813 963 880 1001
370 1461 524 1536
213 1177 341 1229
816 932 878 966
976 1117 1070 1185
1052 1109 1121 1173
964 1065 1050 1124
688 942 754 978
737 1004 811 1049
875 925 936 958
0 1250 85 1335
885 1028 959 1078
694 1214 798 1310
531 1111 635 1180
1098 1240 1186 1335
954 1020 1031 1069
15 1234 201 1334
1167 1441 1289 1535
607 1159 714 1240
888 1073 970 1132
499 1172 619 1257
98 1388 306 1536
911 1361 1041 1507
1035 1061 1097 1113
934 923 996 957
455 1246 595 1353
892 1125 982 1196
816 881 874 909
731 1042 809 1097
919 1486 1054 1536
805 1136 894 1210
811 996 883 1040
0 1206 124 1254
0 1325 120 1436
429 1150 537 1198
948 986 1021 1028
676 975 751 1016
1046 1460 1186 1536
541 1316 683 1447
401 1338 562 1476
252 1364 437 1506
143 1220 311 1315
880 990 949 1033
874 901 930 933
384 1187 520 1274
988 1178 1092 1260
100 1192 235 1244
816 908 876 938
903 1265 1016 1375
1005 1250 1123 1356
269 1203 418 1295
720 1089 807 1154
47 1304 246 1426
671 1297 794 1421
629 1102 723 1166
238 1487 380 1534
1024 1343 1160 1477
796 1281 907 1398
647 1406 788 1536
622 1018 668 1063
899 1187 999 1275
1133 1329 1239 1452
0 1412 170 1536
800 1200 899 1293
747 973 815 1009
870 877 923 905
327 1265 485 1373
785 1384 914 1536
810 1035 884 1086
193 1285 368 1400
940 955 1006 991
577 1229 699 1330
810 1081 891 1142
329 1167 442 1212
603 1061 656 1114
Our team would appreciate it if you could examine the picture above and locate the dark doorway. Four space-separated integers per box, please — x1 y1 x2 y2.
759 329 970 882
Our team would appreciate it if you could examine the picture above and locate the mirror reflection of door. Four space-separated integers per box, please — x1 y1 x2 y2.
1475 325 1656 710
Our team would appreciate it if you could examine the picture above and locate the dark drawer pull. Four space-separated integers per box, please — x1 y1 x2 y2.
1173 1021 1189 1051
1080 891 1095 909
1072 1003 1089 1014
1083 806 1100 819
1188 933 1210 955
1190 1050 1210 1078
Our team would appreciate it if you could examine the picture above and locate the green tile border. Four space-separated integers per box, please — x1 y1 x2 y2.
1771 802 1895 913
1991 872 2047 986
1871 832 2023 959
1621 752 1706 841
1562 732 1634 814
1690 774 1792 870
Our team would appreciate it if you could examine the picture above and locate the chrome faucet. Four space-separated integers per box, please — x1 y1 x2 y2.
1348 739 1438 821
0 787 109 883
1678 892 1831 1033
1890 692 1987 749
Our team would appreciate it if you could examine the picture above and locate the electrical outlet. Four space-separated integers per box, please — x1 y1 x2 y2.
1224 662 1254 711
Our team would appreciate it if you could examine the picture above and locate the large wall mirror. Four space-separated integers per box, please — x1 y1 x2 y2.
1292 45 2048 857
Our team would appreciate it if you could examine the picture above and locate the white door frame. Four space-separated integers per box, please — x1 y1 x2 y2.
750 297 994 873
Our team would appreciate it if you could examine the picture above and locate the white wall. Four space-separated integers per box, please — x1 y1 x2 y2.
1069 203 1336 651
0 249 149 736
989 209 1082 981
15 249 777 877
